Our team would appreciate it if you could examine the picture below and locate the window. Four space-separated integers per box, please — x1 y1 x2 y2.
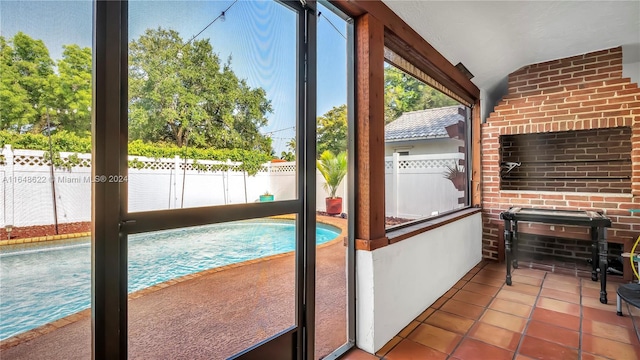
384 60 471 229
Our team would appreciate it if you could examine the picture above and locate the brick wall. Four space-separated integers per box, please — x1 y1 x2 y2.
481 47 640 260
500 127 632 193
517 234 623 261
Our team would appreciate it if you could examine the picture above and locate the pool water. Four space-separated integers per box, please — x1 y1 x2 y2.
0 220 340 340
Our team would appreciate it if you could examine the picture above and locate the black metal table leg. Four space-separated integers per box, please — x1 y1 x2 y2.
504 219 512 286
512 221 519 269
598 227 608 304
591 226 598 281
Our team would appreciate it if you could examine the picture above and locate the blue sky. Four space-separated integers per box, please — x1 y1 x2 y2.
0 0 348 154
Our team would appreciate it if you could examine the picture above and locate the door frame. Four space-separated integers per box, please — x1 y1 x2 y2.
92 1 317 358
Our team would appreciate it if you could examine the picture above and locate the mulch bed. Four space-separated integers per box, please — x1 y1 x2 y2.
317 211 413 227
2 214 413 239
3 222 91 239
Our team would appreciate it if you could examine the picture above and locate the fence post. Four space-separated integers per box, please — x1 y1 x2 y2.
173 155 180 209
392 152 399 218
226 159 232 204
2 145 14 229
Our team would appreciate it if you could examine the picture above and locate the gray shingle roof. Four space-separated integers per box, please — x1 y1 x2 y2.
385 105 465 142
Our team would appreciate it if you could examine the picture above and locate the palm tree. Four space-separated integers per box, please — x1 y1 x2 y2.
317 150 347 199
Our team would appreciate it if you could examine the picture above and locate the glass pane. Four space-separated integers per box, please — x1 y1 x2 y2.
315 3 349 358
128 0 298 212
384 62 469 228
0 0 93 356
125 215 342 358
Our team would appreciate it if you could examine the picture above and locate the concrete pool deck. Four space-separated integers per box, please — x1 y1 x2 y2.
0 215 348 359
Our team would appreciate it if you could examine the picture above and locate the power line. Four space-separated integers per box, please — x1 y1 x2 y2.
182 0 239 49
318 11 346 40
264 126 295 135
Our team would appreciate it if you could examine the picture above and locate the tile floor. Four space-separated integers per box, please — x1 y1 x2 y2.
341 261 640 360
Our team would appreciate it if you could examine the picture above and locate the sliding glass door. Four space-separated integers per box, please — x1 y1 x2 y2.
93 1 316 359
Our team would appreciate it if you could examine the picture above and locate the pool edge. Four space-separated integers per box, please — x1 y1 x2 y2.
0 215 347 351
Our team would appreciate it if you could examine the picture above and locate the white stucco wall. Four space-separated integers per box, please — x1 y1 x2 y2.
356 212 482 353
622 44 640 86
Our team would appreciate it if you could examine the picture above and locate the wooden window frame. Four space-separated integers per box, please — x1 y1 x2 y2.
329 0 482 251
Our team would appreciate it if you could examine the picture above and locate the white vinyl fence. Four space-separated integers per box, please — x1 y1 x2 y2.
0 146 347 228
385 153 466 219
1 146 463 228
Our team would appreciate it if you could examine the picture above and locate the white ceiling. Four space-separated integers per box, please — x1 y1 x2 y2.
382 0 640 96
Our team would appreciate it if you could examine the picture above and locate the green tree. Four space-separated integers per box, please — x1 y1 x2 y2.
317 104 347 156
279 137 296 161
47 45 92 135
128 28 273 153
0 36 37 132
0 33 58 133
384 66 457 124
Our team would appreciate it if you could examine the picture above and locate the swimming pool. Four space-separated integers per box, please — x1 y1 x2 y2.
0 219 340 341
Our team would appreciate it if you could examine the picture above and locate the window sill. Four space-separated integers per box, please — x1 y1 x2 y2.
355 207 482 251
386 207 482 245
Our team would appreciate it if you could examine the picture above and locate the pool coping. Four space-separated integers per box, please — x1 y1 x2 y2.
0 232 91 247
0 215 347 351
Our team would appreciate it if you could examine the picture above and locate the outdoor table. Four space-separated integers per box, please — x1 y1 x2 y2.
500 207 612 304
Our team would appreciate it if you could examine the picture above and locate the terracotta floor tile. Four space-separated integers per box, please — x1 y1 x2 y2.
482 263 507 273
536 297 581 317
518 335 579 360
540 287 581 304
545 273 581 285
580 353 609 360
628 304 640 316
582 319 640 346
415 307 435 322
542 280 580 294
462 273 474 281
451 289 493 307
470 273 506 286
581 278 601 289
514 355 537 360
488 298 532 318
495 289 537 306
507 282 542 296
424 310 474 335
531 308 580 331
442 288 458 298
525 320 580 348
340 348 379 360
468 266 481 274
511 274 543 286
582 333 640 360
582 306 634 328
467 322 521 351
513 268 547 279
474 268 506 278
480 309 527 333
407 323 462 354
581 295 618 312
383 339 447 360
461 281 501 297
398 321 421 338
581 278 619 293
376 336 402 357
451 338 513 360
453 280 467 289
439 299 486 320
582 286 602 299
431 297 448 309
